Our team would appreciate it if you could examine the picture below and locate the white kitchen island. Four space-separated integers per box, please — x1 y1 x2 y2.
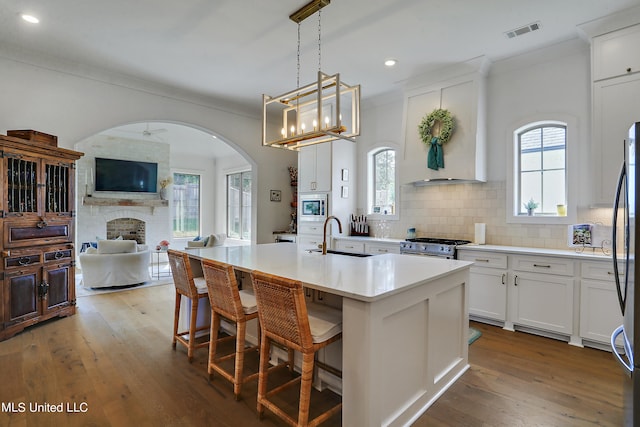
183 243 472 427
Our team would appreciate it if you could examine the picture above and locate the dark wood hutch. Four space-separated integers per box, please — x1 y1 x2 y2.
0 132 83 341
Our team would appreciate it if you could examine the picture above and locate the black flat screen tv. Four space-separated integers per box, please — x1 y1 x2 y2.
95 157 158 193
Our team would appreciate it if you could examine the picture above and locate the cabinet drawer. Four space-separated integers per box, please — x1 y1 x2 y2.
298 223 323 236
4 219 73 248
581 260 622 281
334 240 365 253
458 251 507 269
365 243 400 255
4 250 42 269
44 246 73 264
512 255 574 276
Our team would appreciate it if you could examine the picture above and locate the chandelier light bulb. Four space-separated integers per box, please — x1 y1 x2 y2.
313 119 318 130
21 13 40 24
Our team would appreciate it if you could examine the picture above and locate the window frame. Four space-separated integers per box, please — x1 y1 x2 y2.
367 146 399 220
506 116 577 225
171 171 202 239
226 169 251 240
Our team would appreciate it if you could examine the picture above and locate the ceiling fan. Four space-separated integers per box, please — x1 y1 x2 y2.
141 123 167 137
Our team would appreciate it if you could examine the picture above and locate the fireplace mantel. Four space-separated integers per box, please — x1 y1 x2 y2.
82 196 168 209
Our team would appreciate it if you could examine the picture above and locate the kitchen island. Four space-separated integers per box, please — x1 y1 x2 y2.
183 243 472 426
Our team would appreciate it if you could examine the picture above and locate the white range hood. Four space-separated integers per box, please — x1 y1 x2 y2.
399 59 489 185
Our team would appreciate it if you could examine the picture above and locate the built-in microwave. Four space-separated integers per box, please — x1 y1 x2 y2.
299 193 328 222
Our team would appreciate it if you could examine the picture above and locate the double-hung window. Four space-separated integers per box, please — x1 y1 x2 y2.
227 171 251 240
509 118 575 223
172 172 201 238
368 148 396 217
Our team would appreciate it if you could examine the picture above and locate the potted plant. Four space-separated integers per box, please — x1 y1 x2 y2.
523 198 539 216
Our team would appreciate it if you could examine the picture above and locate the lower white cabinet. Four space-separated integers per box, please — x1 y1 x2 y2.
364 242 401 255
458 251 507 323
510 271 574 336
580 261 624 345
334 240 365 253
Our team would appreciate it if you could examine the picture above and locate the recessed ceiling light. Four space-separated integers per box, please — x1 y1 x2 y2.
21 14 40 24
384 58 397 67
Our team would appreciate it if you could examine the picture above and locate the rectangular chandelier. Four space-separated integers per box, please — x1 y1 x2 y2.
262 71 360 151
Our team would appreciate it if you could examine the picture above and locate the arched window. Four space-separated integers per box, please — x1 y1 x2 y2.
368 148 396 216
514 122 567 216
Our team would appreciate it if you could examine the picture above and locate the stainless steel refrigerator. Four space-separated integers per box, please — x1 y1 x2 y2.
612 121 639 426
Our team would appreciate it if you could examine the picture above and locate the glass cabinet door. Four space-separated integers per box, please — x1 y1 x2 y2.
5 154 40 217
44 160 73 217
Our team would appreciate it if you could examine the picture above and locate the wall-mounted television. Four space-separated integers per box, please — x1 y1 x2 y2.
95 157 158 193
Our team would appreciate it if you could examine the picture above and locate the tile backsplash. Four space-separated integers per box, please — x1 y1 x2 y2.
369 181 613 250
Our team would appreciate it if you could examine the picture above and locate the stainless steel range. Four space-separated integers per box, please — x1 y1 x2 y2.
400 238 471 259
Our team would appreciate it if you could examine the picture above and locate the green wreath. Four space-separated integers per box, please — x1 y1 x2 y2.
418 109 454 170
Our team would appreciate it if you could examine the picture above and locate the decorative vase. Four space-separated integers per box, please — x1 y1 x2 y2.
159 188 166 200
527 208 534 216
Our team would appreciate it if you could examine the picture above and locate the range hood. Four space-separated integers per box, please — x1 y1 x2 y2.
399 62 488 186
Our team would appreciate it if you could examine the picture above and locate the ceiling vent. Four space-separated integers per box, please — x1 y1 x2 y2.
505 21 541 39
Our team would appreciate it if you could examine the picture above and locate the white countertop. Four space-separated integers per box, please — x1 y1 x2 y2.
458 243 613 261
184 243 472 302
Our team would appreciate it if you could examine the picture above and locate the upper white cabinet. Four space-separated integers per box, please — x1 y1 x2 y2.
401 71 487 184
589 23 640 206
298 143 332 192
592 24 640 81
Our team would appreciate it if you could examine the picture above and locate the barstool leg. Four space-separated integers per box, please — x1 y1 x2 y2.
188 297 199 362
298 352 315 426
208 312 221 380
172 292 181 349
234 319 247 400
257 333 271 419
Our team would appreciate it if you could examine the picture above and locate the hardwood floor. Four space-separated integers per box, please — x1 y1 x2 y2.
0 284 624 426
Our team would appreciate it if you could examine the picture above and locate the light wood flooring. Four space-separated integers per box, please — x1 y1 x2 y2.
0 283 624 426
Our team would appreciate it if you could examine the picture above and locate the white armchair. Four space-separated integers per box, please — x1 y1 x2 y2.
79 240 151 288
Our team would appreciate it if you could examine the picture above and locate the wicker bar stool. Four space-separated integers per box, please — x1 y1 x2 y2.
251 270 343 427
167 250 210 362
201 258 261 400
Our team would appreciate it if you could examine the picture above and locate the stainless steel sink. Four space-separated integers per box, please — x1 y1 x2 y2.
308 249 372 257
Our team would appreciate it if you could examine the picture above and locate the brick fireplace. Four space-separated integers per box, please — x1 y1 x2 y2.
106 218 146 244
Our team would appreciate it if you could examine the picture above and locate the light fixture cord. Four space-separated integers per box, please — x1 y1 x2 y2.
297 22 301 90
317 9 322 71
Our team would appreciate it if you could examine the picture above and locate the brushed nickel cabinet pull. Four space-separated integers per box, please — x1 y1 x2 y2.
533 264 551 268
501 273 506 285
475 258 490 262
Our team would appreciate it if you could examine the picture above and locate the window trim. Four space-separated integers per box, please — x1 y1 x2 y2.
506 115 577 225
367 146 399 220
226 169 252 240
171 171 202 239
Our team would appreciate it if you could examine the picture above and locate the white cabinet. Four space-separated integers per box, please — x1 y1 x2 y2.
458 251 507 323
334 240 365 253
401 71 486 184
298 143 332 192
510 255 575 336
592 24 640 81
298 235 323 251
591 73 640 205
580 261 624 345
364 242 400 255
589 24 640 206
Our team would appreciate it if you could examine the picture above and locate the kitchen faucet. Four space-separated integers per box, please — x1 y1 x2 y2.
322 215 342 255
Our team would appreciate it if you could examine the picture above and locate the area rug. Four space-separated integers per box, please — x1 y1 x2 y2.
76 276 173 297
468 327 482 345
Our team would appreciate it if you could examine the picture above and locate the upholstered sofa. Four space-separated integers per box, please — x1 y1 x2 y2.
79 240 151 288
186 233 227 249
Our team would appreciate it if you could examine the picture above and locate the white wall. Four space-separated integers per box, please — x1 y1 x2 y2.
356 38 612 249
0 51 297 244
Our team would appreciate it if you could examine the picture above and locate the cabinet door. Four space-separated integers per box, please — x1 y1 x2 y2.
297 235 323 251
4 153 41 218
3 266 41 326
469 268 507 322
580 278 623 344
42 264 73 314
4 219 73 248
511 272 574 335
592 73 640 205
592 24 640 81
43 159 75 218
298 144 331 192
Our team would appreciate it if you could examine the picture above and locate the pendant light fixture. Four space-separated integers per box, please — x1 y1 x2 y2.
262 0 360 151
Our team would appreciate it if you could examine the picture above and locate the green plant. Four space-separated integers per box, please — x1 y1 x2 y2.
523 198 539 210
